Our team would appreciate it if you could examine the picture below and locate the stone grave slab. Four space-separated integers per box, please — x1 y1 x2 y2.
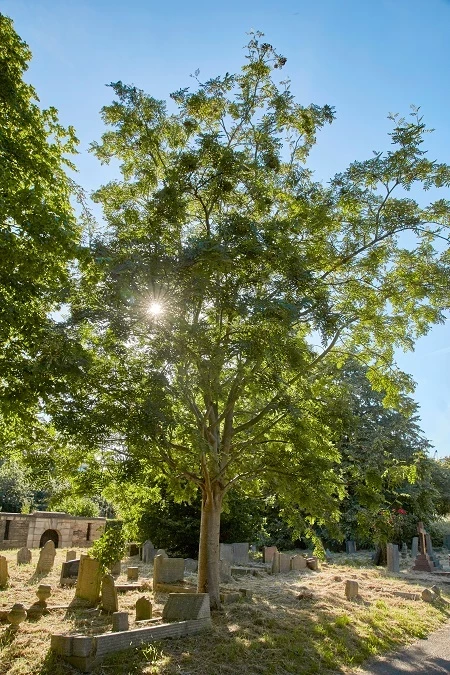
17 547 32 565
127 567 139 581
387 543 400 573
66 550 77 562
162 593 210 622
232 543 249 565
291 555 307 571
128 543 140 557
345 580 359 599
153 555 185 586
101 574 118 613
156 549 168 558
36 540 56 574
110 561 121 576
60 559 80 586
136 596 152 621
345 540 356 554
219 559 232 582
75 555 102 605
141 540 155 563
279 553 291 573
184 558 198 573
113 611 129 631
263 546 277 564
411 537 418 559
219 543 234 564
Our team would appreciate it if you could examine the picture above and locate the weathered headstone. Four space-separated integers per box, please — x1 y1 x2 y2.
290 555 307 571
155 548 168 558
411 537 418 559
101 574 118 613
413 522 435 572
219 543 234 564
153 555 185 585
345 580 359 600
110 561 121 576
263 546 277 564
219 559 232 583
127 567 139 581
345 540 356 554
128 543 140 557
386 543 400 573
279 553 291 573
75 555 102 605
401 542 408 558
272 551 280 574
0 556 9 587
232 543 249 565
60 559 80 585
141 540 155 564
306 557 319 571
162 593 210 622
184 558 198 573
135 596 152 621
66 550 77 562
112 611 129 631
36 540 56 574
17 547 32 565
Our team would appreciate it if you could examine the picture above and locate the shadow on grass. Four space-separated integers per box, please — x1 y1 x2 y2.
0 625 20 650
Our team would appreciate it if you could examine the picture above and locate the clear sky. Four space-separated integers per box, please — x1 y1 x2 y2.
3 0 450 456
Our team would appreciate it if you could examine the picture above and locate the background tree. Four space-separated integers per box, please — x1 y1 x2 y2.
52 34 450 607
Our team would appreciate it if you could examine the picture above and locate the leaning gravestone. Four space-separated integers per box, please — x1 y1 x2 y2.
75 555 102 605
17 547 32 565
101 574 118 613
141 540 155 563
0 556 8 587
36 541 56 574
135 596 152 621
386 543 400 573
66 550 77 562
411 537 418 559
153 555 185 586
162 593 210 622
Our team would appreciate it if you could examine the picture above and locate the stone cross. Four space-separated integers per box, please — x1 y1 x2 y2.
101 574 118 613
36 541 56 574
417 522 427 555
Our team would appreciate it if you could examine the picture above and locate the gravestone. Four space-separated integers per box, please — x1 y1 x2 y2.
153 555 185 585
128 543 140 557
401 542 408 558
36 540 56 574
219 559 232 583
112 611 129 632
66 550 77 562
345 540 356 554
279 553 291 573
425 533 442 570
345 580 359 599
232 543 249 565
75 555 102 605
291 555 307 571
141 540 155 564
272 551 280 574
263 546 277 564
0 556 8 587
411 537 418 559
443 534 450 549
155 548 168 558
386 543 400 573
135 596 152 621
60 559 80 585
17 547 32 565
127 567 139 581
306 557 319 571
413 522 435 573
219 543 234 564
101 574 118 613
184 558 198 573
162 593 210 622
110 561 121 576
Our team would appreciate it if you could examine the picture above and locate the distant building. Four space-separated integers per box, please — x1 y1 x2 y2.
0 511 106 549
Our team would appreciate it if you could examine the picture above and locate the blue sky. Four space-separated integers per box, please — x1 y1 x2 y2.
3 0 450 456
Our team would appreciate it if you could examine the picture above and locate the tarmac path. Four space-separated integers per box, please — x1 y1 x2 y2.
354 622 450 674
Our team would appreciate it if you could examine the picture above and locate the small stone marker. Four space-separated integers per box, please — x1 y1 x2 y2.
135 596 152 621
153 555 185 585
112 611 129 631
219 559 232 582
386 543 400 573
184 558 198 573
0 556 9 587
345 540 356 554
263 546 277 564
422 588 436 603
127 567 139 581
411 537 418 559
36 540 56 574
162 593 210 622
17 547 32 565
291 555 307 571
75 555 102 605
345 580 359 600
141 540 155 563
101 574 118 613
66 550 77 562
60 559 80 585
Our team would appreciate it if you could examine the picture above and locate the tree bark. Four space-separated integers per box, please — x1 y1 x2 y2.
197 484 223 609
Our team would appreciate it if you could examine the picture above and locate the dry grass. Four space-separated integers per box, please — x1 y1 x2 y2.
1 548 450 674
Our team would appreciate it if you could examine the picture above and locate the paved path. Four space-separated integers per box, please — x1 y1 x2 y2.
355 622 450 674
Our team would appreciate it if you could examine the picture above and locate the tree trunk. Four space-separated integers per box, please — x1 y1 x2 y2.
197 484 223 609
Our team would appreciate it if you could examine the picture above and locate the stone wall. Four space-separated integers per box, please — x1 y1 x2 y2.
0 512 107 550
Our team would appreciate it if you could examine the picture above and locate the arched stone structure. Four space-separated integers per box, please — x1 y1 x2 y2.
39 529 60 548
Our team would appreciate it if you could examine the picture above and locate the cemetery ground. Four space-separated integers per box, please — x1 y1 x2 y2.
1 549 450 674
